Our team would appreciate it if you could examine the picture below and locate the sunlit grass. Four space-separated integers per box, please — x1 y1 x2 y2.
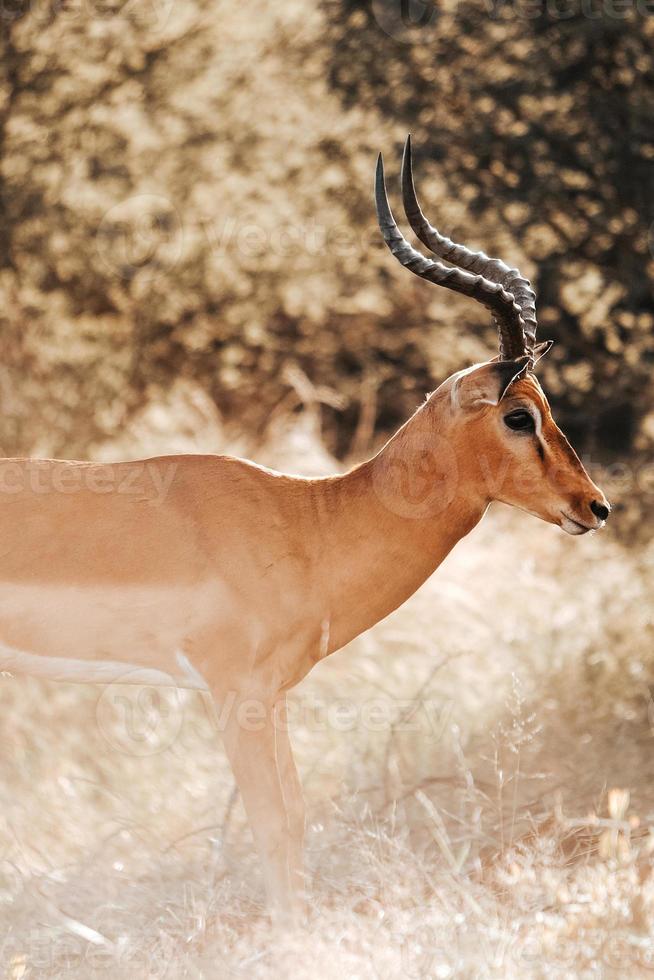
1 406 653 978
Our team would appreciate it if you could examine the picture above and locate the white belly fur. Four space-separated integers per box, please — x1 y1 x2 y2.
0 645 209 689
0 582 228 688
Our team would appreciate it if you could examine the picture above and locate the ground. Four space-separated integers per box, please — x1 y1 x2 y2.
1 414 653 979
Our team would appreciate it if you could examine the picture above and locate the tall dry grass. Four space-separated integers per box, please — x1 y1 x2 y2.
1 389 653 978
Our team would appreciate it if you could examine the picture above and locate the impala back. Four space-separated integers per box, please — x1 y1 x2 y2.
0 455 317 692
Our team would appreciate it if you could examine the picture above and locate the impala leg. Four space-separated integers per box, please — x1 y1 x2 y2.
274 696 306 897
222 694 306 919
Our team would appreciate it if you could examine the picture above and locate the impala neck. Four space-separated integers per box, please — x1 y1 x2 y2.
316 388 488 653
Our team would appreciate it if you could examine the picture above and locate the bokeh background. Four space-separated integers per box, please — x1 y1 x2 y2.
1 1 654 977
2 0 654 481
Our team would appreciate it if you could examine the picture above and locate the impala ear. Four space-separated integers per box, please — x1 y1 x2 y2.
532 339 554 364
454 356 531 411
493 355 532 402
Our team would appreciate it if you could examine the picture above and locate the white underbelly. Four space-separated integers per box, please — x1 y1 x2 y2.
0 644 209 688
0 581 229 688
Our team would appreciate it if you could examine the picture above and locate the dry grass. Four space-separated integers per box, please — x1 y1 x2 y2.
1 398 654 978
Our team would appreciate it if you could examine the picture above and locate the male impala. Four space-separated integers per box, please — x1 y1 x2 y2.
0 138 609 917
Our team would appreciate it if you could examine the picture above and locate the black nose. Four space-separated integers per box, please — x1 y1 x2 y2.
590 500 609 521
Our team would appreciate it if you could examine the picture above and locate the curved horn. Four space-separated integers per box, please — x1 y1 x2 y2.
375 153 528 361
401 135 537 356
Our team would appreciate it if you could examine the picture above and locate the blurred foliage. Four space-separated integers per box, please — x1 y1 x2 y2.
324 0 654 461
0 0 652 473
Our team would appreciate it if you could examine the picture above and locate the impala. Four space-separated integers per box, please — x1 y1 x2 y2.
0 138 609 917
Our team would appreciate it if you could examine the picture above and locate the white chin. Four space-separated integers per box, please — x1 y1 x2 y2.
560 515 590 536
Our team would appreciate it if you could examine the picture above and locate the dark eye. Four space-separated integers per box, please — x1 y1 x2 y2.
504 409 535 432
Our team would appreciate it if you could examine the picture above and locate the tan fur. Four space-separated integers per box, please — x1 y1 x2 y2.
0 362 608 916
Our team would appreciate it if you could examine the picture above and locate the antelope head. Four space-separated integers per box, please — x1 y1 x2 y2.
375 137 610 535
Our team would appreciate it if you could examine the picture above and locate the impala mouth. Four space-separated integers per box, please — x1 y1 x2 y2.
560 513 598 536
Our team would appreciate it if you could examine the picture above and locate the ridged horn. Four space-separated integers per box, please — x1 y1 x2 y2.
400 135 537 357
375 152 528 361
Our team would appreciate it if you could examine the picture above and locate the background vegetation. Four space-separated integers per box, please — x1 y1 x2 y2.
0 0 653 976
2 427 654 978
1 0 653 476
